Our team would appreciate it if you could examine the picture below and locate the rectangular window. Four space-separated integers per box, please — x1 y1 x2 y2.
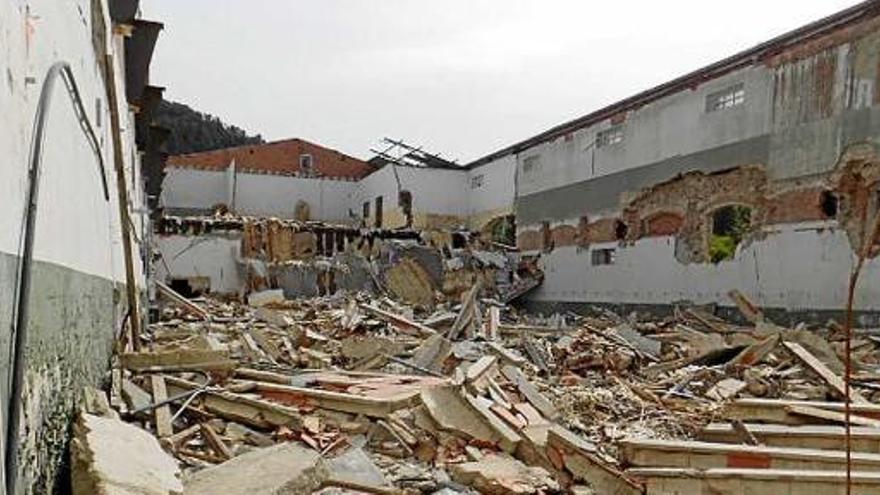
522 156 540 175
362 201 370 218
706 83 745 112
591 248 616 266
596 125 624 148
470 174 485 189
299 154 314 174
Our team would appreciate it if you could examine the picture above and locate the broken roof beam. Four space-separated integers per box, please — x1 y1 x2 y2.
359 304 437 337
155 280 210 319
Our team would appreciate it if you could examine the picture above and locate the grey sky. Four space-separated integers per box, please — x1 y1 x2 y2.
147 0 862 163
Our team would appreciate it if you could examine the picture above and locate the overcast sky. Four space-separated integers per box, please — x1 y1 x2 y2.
147 0 862 163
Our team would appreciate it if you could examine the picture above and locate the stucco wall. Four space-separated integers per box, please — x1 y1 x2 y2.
161 166 357 221
155 234 244 294
510 14 880 316
0 0 145 492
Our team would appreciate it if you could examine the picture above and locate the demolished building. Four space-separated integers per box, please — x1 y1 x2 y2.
159 2 880 325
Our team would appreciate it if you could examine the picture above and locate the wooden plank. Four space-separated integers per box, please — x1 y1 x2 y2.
785 404 880 428
359 304 436 337
699 423 880 453
727 289 764 323
619 438 880 471
629 467 880 495
200 423 233 461
121 349 236 373
165 376 301 430
156 280 209 319
783 341 869 404
725 398 880 425
150 375 173 438
486 306 500 340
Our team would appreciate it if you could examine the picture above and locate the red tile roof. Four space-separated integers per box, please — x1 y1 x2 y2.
167 138 374 179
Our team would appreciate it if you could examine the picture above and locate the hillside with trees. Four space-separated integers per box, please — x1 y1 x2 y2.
155 100 264 155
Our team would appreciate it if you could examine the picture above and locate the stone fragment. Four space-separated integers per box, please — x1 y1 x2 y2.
449 454 558 494
71 413 183 495
184 443 321 495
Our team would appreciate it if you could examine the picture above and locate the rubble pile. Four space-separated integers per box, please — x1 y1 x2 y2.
77 286 880 494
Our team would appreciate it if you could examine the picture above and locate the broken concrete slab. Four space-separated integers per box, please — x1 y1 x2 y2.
71 413 183 495
449 454 558 494
183 442 321 495
420 386 497 444
247 289 285 307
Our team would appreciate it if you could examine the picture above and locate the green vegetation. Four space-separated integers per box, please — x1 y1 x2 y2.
155 100 264 155
709 205 752 263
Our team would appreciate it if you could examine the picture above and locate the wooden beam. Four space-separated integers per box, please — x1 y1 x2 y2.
103 53 142 349
783 341 869 403
155 281 210 320
359 304 436 337
200 423 233 461
121 349 235 373
150 375 173 438
727 289 764 323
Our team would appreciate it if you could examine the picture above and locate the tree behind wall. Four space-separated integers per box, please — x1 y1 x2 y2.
155 100 264 155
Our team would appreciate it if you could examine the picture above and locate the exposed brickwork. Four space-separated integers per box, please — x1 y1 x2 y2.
517 229 544 252
167 138 374 179
765 188 829 224
580 218 619 245
643 211 685 237
831 143 880 257
551 224 578 247
621 166 771 263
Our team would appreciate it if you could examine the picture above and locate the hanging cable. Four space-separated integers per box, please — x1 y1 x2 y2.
5 61 110 495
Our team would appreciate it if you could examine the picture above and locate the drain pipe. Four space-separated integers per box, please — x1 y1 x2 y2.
5 61 108 495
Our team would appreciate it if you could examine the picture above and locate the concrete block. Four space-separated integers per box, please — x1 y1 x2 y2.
71 413 183 495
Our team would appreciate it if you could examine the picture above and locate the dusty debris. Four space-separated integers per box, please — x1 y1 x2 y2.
89 282 880 494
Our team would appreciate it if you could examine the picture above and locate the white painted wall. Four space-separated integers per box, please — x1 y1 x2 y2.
533 221 880 312
515 67 777 198
466 155 516 217
349 164 470 222
0 0 142 284
161 167 228 214
161 166 357 222
154 234 244 294
235 172 355 221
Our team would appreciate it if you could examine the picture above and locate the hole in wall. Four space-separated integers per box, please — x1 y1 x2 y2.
452 232 468 250
820 190 839 218
709 205 752 263
614 220 629 241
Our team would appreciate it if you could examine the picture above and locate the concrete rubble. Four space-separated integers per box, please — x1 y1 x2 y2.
85 278 880 494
